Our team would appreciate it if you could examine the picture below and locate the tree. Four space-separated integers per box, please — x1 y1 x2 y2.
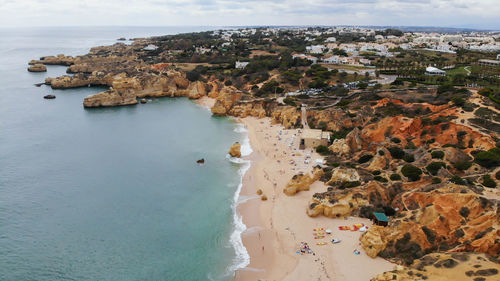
474 148 500 168
401 164 422 181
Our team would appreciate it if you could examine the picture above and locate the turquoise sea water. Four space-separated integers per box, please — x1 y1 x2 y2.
0 27 248 280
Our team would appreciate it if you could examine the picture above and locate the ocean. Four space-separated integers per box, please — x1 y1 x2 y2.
0 26 250 280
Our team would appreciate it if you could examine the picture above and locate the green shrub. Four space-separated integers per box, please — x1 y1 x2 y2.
374 176 388 183
315 145 330 155
358 154 373 164
453 161 472 171
432 177 442 184
496 171 500 180
482 175 497 188
389 146 405 159
405 141 416 149
403 154 415 163
391 137 401 144
390 174 402 181
431 151 444 159
474 148 500 168
459 207 470 218
401 164 422 181
283 97 296 106
426 162 446 176
450 175 466 185
339 181 361 189
372 170 381 175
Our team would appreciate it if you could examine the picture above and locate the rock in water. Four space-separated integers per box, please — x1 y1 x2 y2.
28 64 47 72
43 94 56 99
229 142 242 158
140 98 147 104
196 158 205 164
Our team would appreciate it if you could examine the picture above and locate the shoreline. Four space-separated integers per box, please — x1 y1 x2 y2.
194 97 396 280
235 117 396 281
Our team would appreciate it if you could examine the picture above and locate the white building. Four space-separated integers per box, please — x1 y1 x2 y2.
325 37 337 43
235 61 249 69
306 45 326 54
425 66 446 76
323 55 340 64
143 44 158 51
292 54 318 64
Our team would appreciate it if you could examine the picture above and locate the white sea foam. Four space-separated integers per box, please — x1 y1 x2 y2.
225 122 253 277
234 123 253 156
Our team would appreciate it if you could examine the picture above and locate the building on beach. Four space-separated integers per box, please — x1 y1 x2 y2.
299 129 330 149
372 212 390 227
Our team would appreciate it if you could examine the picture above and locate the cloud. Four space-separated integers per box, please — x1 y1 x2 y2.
0 0 498 29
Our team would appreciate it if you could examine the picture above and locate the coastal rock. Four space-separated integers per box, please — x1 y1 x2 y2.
360 114 495 150
366 152 389 171
229 142 242 158
283 167 323 196
360 184 500 264
229 102 267 118
83 77 140 107
140 98 147 104
27 64 47 72
196 158 205 164
327 167 360 185
444 147 472 164
30 54 75 66
207 81 222 98
345 128 363 153
372 253 500 281
183 80 207 99
211 86 243 116
43 94 56 99
271 107 301 129
360 225 387 258
328 138 350 156
83 90 138 107
307 181 388 218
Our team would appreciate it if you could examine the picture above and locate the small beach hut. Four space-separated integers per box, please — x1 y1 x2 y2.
372 212 390 227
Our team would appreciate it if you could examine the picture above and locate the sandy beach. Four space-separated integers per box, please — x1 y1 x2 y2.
235 117 395 281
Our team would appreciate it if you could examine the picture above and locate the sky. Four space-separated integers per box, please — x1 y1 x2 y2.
0 0 498 30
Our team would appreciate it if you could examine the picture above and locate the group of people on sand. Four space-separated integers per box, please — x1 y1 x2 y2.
298 242 315 255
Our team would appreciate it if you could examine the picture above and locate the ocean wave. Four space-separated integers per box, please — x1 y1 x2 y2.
225 122 253 278
234 123 253 157
226 160 251 276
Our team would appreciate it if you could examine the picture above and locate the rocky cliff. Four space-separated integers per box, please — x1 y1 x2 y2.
371 252 500 281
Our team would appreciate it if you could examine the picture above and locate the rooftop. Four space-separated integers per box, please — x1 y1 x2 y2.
373 212 390 222
302 129 330 140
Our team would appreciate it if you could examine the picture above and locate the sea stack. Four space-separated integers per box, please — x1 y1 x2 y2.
43 94 56 99
28 64 47 72
228 142 241 158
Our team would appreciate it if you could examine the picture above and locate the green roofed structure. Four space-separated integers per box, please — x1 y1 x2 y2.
372 212 390 226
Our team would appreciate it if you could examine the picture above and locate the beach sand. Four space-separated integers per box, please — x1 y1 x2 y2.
235 117 395 281
195 96 216 109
